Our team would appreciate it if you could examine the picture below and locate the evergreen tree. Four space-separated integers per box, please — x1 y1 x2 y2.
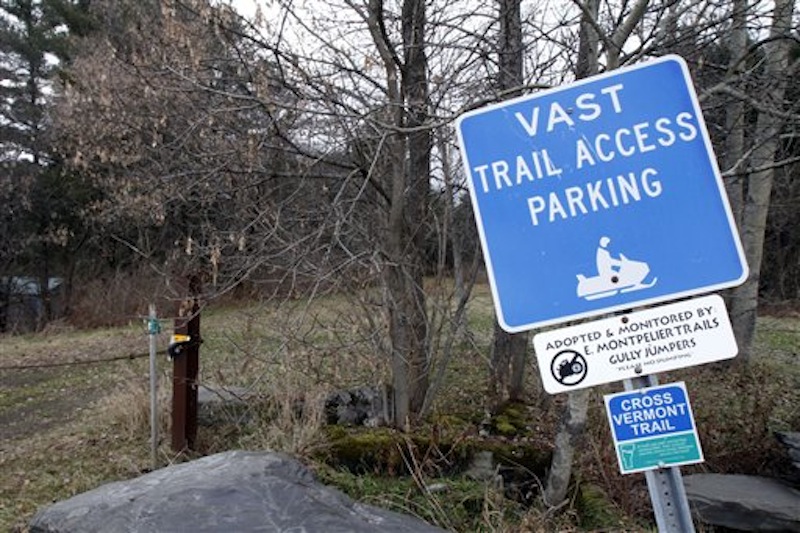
0 0 95 329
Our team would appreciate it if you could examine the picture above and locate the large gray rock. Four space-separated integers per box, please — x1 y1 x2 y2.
29 450 445 533
684 474 800 532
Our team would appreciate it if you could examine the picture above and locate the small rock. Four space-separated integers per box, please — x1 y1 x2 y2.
325 385 390 427
466 450 503 490
425 483 449 494
197 384 255 426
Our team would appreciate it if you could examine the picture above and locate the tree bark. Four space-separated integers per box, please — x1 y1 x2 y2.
543 388 590 506
489 0 528 409
384 0 431 426
363 0 431 427
543 0 599 508
728 0 795 362
721 0 748 227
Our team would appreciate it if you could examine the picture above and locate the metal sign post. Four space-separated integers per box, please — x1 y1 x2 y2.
147 304 160 468
624 375 695 533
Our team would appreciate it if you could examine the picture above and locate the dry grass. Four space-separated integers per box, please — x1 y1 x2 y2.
1 289 799 532
93 373 173 441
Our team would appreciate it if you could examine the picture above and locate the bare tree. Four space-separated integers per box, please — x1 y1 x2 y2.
720 0 749 226
541 0 799 507
487 0 529 411
727 0 797 361
356 0 432 425
51 0 799 448
542 0 600 509
54 0 498 427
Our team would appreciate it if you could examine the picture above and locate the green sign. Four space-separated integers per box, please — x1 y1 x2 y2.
617 433 701 473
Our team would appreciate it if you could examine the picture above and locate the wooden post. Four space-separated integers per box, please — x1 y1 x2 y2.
171 276 201 452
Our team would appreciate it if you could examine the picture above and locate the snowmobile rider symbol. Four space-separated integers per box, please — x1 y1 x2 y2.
576 236 657 300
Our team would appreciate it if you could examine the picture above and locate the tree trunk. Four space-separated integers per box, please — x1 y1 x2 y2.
543 388 590 506
489 0 528 409
385 0 431 427
543 0 599 508
438 130 467 332
364 0 431 427
721 0 748 226
728 0 795 362
386 262 428 426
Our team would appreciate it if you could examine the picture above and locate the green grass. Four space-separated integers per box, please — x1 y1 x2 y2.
755 315 800 358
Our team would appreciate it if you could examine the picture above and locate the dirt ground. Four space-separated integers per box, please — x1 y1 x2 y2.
0 367 106 442
0 328 160 443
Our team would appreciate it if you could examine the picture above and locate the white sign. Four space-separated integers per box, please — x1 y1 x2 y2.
533 294 737 394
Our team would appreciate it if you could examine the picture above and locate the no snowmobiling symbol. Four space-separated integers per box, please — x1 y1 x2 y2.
455 55 748 332
550 350 587 387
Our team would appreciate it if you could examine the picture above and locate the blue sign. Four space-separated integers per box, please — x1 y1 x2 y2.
604 382 703 473
455 55 747 332
606 383 694 442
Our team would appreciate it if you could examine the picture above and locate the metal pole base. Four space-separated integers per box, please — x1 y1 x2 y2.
624 374 696 533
